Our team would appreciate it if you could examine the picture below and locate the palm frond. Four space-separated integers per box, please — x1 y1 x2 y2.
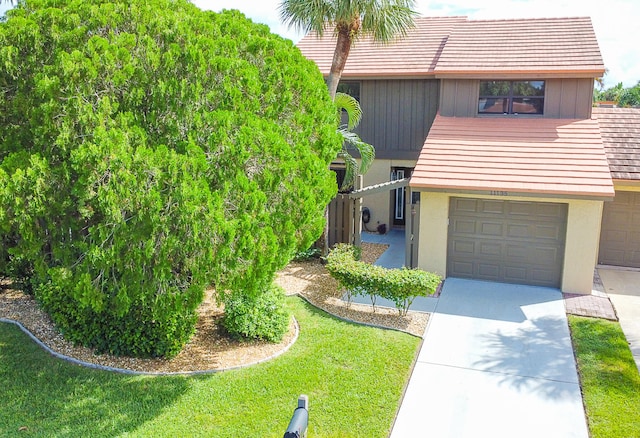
278 0 334 36
339 129 375 172
334 92 362 130
336 150 359 191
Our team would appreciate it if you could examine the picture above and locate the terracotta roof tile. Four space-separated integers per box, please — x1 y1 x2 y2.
296 16 466 78
410 115 614 198
593 107 640 181
297 16 604 79
434 17 605 77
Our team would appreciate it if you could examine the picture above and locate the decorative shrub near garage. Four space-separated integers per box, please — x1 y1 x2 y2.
0 0 341 357
326 244 441 315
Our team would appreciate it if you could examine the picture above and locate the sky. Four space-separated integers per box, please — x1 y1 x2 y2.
201 0 639 89
1 0 637 89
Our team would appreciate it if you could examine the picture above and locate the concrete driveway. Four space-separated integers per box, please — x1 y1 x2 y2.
391 278 588 438
597 267 640 372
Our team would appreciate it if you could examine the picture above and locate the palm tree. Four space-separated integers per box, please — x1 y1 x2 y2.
279 0 417 98
334 91 374 190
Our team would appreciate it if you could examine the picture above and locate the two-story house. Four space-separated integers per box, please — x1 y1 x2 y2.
298 16 628 295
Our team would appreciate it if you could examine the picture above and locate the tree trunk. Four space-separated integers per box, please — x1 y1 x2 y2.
326 26 354 99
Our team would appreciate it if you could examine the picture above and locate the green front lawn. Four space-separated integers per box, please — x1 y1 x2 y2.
0 297 420 437
569 315 640 438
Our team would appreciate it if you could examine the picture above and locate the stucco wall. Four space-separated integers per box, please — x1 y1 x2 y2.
417 192 449 276
563 199 603 293
613 180 640 192
418 191 604 294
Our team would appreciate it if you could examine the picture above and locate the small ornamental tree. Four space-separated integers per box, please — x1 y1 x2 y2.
0 0 342 357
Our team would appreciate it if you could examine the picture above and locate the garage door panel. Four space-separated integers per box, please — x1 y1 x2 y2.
452 240 475 255
454 198 480 213
599 191 640 268
602 229 625 242
504 266 527 282
479 241 502 257
448 198 567 288
534 225 561 240
481 200 505 214
451 260 474 276
505 244 528 260
452 218 477 234
531 268 558 284
477 263 500 278
481 221 504 236
532 246 561 264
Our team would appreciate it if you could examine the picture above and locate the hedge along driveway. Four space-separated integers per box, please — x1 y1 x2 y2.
326 244 441 314
0 297 420 437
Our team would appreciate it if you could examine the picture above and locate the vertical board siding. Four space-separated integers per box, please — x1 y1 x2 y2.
439 79 478 117
358 79 439 160
538 78 594 118
441 78 594 119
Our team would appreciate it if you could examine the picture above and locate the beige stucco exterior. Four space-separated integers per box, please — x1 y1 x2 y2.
359 158 417 230
417 191 604 294
613 180 640 192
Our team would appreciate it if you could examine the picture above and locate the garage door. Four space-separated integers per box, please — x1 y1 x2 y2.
448 198 568 288
599 191 640 267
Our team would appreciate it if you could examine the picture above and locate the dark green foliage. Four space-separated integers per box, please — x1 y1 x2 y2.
618 84 640 108
0 0 341 357
594 80 640 107
292 246 321 261
326 244 441 315
222 284 289 342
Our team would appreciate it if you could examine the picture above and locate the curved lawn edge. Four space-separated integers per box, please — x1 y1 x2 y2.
0 316 300 376
294 293 425 339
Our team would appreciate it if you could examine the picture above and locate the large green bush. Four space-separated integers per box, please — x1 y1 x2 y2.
222 284 289 342
326 244 441 315
0 0 341 357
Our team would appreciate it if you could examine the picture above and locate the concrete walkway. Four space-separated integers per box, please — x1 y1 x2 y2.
360 228 406 268
391 278 589 438
356 230 438 312
597 267 640 373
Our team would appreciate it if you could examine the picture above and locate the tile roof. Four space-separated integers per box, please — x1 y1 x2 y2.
297 16 604 79
410 115 614 198
434 17 605 77
593 107 640 181
296 16 466 78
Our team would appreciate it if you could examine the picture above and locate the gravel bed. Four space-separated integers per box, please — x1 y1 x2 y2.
0 241 428 373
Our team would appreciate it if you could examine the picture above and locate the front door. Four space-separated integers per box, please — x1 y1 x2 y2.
391 168 412 226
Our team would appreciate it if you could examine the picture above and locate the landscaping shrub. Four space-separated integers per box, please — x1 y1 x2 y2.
222 284 289 342
326 244 441 315
0 0 341 357
292 247 321 262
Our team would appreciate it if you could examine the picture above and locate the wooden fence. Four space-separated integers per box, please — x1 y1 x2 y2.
328 194 421 270
327 194 362 247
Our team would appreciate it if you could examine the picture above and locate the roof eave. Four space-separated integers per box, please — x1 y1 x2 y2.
434 69 605 79
408 183 615 201
322 72 437 80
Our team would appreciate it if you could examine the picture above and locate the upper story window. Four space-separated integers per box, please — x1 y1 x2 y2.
337 81 361 102
478 80 545 115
